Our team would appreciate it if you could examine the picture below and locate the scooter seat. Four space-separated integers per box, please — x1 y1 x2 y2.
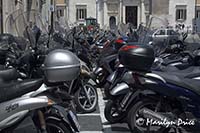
0 68 18 82
171 67 200 79
0 79 43 103
154 71 200 96
160 66 200 78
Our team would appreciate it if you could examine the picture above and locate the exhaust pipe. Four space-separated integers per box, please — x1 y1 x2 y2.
139 108 172 123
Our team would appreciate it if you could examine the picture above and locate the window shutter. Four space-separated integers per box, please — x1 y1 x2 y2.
176 10 178 20
184 9 187 20
76 9 78 20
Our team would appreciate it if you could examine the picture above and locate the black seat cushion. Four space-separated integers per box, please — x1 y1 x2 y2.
0 68 18 82
172 67 200 79
154 71 200 95
0 79 43 103
160 66 200 78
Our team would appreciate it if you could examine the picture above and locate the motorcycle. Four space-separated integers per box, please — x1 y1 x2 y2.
111 44 200 132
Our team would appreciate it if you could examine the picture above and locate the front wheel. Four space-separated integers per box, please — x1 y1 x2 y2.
75 83 98 113
46 118 73 133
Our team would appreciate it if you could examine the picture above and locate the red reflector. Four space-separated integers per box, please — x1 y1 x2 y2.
121 45 139 51
115 39 124 44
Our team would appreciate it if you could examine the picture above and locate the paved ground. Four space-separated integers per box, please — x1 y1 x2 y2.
78 89 131 133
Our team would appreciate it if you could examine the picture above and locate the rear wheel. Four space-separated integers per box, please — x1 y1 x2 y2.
127 99 176 132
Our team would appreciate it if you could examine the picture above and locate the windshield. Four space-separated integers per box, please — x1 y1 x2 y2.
139 16 169 44
153 38 170 56
5 9 48 46
147 16 169 30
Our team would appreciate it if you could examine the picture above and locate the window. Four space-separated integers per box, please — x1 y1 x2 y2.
176 6 187 21
76 5 87 21
167 30 177 35
57 9 64 17
196 10 200 18
155 30 165 35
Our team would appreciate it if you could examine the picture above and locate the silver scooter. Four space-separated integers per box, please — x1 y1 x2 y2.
0 49 81 133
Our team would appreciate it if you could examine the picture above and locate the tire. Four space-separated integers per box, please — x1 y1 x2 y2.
104 100 126 123
103 82 112 100
46 118 73 133
75 83 98 113
127 99 170 132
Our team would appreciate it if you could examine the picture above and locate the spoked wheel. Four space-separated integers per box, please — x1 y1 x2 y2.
75 83 98 113
46 119 72 133
127 99 177 133
104 100 126 123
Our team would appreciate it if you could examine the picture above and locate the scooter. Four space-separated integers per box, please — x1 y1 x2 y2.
0 53 80 133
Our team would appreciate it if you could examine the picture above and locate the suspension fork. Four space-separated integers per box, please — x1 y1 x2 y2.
38 110 47 132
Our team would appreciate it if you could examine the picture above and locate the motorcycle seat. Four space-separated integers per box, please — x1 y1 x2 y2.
153 71 200 96
0 79 43 103
171 67 200 79
160 66 200 79
0 68 18 82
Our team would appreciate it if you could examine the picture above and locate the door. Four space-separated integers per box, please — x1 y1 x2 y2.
126 6 137 28
109 16 116 30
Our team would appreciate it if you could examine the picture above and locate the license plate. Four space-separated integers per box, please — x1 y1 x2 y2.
68 110 80 131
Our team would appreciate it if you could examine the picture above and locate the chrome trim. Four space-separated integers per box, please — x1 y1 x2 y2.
110 82 129 96
193 77 200 80
145 73 166 83
94 67 103 74
45 64 80 70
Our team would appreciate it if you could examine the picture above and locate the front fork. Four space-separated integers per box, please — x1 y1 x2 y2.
38 110 47 133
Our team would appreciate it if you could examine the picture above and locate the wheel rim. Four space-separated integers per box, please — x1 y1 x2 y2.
78 84 97 111
46 123 65 133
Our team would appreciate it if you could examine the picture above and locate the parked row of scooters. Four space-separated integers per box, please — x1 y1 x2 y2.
0 10 102 133
93 29 200 132
1 9 200 133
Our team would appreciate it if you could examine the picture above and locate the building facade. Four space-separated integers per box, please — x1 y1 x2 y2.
97 0 150 29
0 0 198 32
169 0 195 29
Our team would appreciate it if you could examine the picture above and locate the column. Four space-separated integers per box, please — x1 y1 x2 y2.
0 0 2 33
96 0 98 23
141 0 146 23
103 0 107 27
98 1 103 27
119 0 123 23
